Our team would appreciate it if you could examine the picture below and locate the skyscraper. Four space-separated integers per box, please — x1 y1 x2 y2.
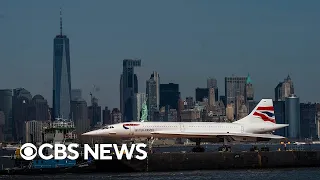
300 103 317 139
224 75 247 105
111 108 122 124
160 83 180 110
273 101 286 137
120 59 141 122
316 105 320 139
244 74 256 113
244 74 254 102
12 88 32 141
24 120 49 143
28 95 49 121
185 97 194 109
71 98 89 136
285 94 300 139
0 89 13 141
146 71 160 121
207 78 218 101
52 9 72 120
274 82 283 101
274 75 294 101
0 111 4 141
208 88 215 107
88 98 101 128
195 88 209 102
207 78 217 89
71 89 82 101
102 107 111 125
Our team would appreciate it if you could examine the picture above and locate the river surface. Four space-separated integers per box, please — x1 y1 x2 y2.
1 168 320 180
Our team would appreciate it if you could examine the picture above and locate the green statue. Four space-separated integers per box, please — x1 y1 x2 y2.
140 98 148 122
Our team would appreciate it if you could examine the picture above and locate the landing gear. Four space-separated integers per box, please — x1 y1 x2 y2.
218 145 231 152
147 137 155 153
192 138 205 152
218 136 232 152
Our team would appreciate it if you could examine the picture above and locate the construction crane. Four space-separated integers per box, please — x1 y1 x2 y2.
89 92 93 105
89 84 100 128
89 84 100 105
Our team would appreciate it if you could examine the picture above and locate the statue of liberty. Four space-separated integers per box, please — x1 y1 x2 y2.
140 98 148 122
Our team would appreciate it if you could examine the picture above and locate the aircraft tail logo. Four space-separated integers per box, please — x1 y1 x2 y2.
253 106 276 123
233 99 276 124
123 123 140 129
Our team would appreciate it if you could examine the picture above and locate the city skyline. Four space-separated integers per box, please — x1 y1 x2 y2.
1 1 320 109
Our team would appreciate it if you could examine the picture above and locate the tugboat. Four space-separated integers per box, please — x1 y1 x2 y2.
0 118 95 175
30 159 76 169
0 157 94 175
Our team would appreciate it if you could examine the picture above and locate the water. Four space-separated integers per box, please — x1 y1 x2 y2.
2 144 320 179
1 168 320 180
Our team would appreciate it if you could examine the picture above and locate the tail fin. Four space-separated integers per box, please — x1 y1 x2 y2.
233 99 276 124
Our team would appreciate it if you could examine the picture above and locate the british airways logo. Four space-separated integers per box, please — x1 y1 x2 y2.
122 123 140 130
260 111 274 117
253 106 276 123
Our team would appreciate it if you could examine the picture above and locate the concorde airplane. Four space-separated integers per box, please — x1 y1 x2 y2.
82 99 288 151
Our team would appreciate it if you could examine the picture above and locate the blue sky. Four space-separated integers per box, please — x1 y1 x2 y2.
0 0 319 108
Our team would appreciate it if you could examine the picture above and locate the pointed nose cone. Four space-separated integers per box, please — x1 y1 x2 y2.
82 130 101 136
280 124 289 128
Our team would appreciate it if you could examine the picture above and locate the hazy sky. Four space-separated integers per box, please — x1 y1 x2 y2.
0 0 319 109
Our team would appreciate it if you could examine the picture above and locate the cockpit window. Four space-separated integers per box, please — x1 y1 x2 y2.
102 126 114 129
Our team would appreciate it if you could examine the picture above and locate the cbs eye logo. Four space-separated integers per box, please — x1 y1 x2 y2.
20 143 38 160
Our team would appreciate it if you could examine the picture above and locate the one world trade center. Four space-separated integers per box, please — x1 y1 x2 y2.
52 9 71 119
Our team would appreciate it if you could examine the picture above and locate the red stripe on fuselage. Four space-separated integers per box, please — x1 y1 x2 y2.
123 124 140 126
256 106 274 111
253 112 276 123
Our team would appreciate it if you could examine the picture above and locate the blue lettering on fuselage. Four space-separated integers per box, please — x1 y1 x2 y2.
135 129 154 132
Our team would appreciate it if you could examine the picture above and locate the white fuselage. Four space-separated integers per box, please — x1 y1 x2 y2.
83 121 286 138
